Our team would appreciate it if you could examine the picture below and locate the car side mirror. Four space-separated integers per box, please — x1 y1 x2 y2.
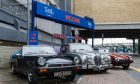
61 50 66 53
16 54 22 59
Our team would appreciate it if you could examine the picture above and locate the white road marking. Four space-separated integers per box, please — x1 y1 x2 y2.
76 77 82 84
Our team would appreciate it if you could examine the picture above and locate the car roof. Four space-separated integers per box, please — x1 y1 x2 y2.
68 43 90 45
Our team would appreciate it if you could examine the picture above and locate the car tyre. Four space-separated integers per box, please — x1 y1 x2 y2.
65 73 76 81
27 68 38 84
102 68 108 72
11 64 17 75
122 64 130 70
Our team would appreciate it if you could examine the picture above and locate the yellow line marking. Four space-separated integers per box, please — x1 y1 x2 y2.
130 66 140 72
138 68 140 71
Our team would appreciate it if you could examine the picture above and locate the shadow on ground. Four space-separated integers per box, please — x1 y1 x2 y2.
110 66 132 71
0 68 79 84
77 69 112 75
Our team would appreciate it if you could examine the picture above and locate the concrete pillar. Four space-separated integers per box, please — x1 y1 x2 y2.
85 38 88 44
132 38 135 53
138 38 140 54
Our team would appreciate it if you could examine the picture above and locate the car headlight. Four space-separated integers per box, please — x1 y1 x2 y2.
103 56 108 61
129 56 133 60
38 57 46 66
104 58 108 61
101 60 106 64
74 57 80 64
115 57 119 61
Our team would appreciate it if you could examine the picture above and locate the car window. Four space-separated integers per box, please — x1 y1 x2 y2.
13 50 21 55
22 46 57 56
60 45 69 53
98 49 110 53
69 44 93 53
60 46 65 52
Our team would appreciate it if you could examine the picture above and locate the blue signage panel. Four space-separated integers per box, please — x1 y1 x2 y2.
35 2 94 30
66 36 74 39
29 31 38 45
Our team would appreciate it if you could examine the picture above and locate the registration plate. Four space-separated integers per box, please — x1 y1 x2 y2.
54 71 72 77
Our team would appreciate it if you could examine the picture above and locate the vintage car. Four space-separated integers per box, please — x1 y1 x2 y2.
9 45 81 84
110 53 133 69
59 43 112 72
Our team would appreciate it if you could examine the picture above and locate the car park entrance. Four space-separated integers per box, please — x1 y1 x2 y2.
29 0 95 47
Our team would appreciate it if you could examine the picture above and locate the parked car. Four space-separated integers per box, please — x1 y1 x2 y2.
59 43 112 72
9 45 81 84
110 53 133 69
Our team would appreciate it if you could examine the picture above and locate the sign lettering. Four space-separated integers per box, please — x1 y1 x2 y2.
29 31 38 45
35 2 94 30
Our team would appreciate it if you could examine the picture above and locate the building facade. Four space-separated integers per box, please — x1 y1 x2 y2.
74 0 140 54
0 0 72 48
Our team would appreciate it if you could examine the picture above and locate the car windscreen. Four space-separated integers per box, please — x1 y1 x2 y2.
22 46 57 56
69 44 93 53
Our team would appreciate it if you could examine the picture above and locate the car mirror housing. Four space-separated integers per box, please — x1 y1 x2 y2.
16 54 22 59
61 50 66 53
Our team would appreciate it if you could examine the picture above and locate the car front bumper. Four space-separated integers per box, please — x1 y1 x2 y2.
81 64 112 71
112 60 133 66
34 65 81 79
93 64 112 71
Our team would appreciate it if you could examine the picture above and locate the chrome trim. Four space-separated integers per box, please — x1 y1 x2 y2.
39 65 80 69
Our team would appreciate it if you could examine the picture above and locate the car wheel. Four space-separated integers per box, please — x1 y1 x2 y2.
65 73 76 81
122 64 130 70
27 68 38 84
11 64 17 75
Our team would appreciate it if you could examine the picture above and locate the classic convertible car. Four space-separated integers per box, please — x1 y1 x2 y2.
110 53 133 69
9 45 81 84
60 43 112 72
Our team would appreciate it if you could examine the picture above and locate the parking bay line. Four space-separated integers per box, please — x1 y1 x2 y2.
130 66 140 72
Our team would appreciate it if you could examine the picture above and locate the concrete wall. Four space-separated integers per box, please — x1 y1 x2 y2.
37 18 62 35
0 0 72 45
74 0 92 18
75 0 140 23
0 0 63 45
0 46 21 69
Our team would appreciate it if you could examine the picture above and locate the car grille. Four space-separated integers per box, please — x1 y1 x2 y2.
48 64 72 67
118 59 127 62
94 56 101 65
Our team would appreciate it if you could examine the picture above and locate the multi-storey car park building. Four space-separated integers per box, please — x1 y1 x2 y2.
74 0 140 54
0 0 72 49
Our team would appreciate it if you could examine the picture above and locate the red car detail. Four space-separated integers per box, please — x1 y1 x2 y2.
110 53 133 69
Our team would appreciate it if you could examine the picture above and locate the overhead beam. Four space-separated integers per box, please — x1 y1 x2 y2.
95 23 140 30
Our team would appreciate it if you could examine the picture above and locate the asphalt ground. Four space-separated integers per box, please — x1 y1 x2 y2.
127 56 140 83
0 55 140 84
